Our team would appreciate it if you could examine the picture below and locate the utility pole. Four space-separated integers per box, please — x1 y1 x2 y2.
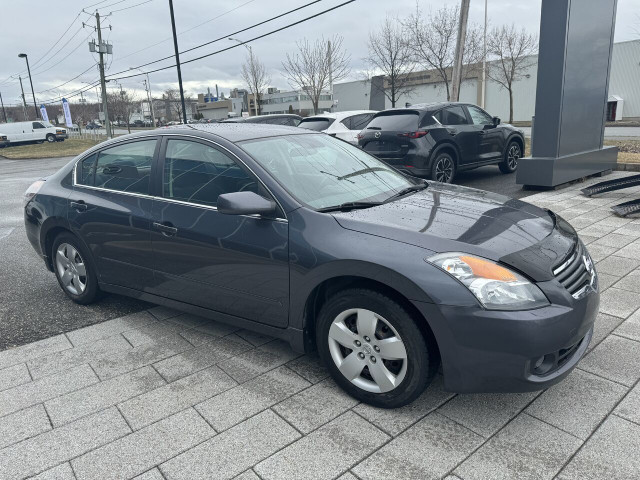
328 40 333 112
18 76 29 120
168 0 187 124
481 0 488 108
450 0 470 102
144 77 156 127
95 12 112 138
0 91 7 123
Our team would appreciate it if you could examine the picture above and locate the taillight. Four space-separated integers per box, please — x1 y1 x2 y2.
357 134 364 140
398 131 428 139
24 179 45 207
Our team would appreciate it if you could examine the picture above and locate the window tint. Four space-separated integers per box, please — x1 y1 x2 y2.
163 139 258 207
366 113 419 131
77 153 98 186
94 140 156 194
349 113 374 131
435 106 469 126
298 118 334 131
32 122 45 129
340 116 353 130
467 105 493 125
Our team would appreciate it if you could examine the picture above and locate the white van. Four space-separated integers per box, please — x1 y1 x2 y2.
1 121 67 145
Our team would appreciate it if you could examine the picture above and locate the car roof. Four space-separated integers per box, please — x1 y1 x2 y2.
223 113 302 123
377 102 471 115
106 123 313 144
301 110 377 121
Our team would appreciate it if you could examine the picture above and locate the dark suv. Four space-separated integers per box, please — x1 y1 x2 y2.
358 102 525 183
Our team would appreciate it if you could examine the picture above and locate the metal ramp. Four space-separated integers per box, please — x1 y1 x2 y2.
581 174 640 197
611 198 640 217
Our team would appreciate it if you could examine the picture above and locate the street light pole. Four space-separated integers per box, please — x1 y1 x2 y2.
130 67 156 127
168 0 187 124
18 53 39 120
228 37 257 116
481 0 488 109
450 0 470 102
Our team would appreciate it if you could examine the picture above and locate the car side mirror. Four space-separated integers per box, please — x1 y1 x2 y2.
492 116 501 126
217 191 276 216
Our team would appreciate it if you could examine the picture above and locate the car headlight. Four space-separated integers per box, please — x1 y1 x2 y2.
427 253 549 310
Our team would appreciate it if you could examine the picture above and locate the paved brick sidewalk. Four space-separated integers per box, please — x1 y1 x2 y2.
1 172 640 480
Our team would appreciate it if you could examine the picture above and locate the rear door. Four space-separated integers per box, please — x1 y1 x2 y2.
433 106 478 165
466 105 503 161
70 138 158 290
359 111 421 166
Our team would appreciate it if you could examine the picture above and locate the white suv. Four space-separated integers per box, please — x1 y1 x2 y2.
298 110 377 144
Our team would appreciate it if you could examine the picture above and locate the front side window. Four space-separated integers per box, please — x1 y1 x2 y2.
467 105 493 126
163 139 258 207
240 134 415 210
93 140 156 194
32 122 45 129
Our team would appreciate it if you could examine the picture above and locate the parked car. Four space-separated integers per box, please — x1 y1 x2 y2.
85 122 101 130
298 110 377 144
0 133 9 148
24 124 598 408
222 114 302 127
358 102 525 183
0 121 67 145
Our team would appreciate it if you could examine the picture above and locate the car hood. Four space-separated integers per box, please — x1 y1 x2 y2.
331 183 576 281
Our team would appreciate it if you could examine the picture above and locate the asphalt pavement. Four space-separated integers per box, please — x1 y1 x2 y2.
0 155 530 350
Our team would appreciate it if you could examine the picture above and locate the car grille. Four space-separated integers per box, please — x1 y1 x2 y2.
553 241 593 298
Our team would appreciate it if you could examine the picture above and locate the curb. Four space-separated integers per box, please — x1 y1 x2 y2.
615 163 640 172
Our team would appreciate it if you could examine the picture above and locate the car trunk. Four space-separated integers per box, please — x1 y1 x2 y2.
359 111 423 165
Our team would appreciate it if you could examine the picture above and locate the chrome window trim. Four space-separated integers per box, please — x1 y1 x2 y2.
71 132 288 222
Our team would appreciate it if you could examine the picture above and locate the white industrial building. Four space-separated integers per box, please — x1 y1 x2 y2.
334 39 640 122
259 88 333 116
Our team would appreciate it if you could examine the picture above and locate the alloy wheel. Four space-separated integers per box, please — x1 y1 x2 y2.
508 144 520 169
435 157 454 183
55 243 87 295
327 308 408 393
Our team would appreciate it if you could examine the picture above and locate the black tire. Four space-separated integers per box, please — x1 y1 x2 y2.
430 151 456 183
499 140 521 174
46 134 56 143
316 288 438 408
51 232 101 305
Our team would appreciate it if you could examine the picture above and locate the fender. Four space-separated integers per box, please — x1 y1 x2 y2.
503 132 525 156
429 140 461 166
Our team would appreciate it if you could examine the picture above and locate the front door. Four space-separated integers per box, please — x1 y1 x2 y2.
466 105 504 161
150 137 289 327
31 121 46 141
69 138 158 289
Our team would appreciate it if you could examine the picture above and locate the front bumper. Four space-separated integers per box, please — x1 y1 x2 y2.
413 286 599 393
0 140 9 147
55 133 68 140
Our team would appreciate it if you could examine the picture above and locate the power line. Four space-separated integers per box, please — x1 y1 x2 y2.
110 0 155 14
107 0 325 78
108 0 356 82
36 64 98 95
32 32 95 77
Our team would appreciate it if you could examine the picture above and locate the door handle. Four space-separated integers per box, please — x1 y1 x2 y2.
153 222 178 236
70 200 87 212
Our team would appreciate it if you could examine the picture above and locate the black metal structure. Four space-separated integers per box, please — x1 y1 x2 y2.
581 174 640 197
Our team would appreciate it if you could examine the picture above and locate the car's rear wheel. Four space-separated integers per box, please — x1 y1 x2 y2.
52 233 101 304
430 152 456 183
316 288 437 408
46 134 56 143
499 141 521 174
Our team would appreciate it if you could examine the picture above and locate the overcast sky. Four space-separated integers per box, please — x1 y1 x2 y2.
0 0 637 105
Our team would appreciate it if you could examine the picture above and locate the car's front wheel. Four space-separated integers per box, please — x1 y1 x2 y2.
499 141 521 174
52 233 101 304
316 288 437 408
46 134 56 143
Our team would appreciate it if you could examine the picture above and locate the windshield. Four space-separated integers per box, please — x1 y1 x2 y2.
239 133 416 209
298 118 335 131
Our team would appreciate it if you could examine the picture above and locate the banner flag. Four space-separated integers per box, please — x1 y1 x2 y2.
39 105 49 123
61 98 73 127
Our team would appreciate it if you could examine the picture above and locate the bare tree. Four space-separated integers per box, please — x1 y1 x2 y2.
404 4 483 101
107 88 138 132
241 49 270 116
162 88 191 121
486 24 537 123
365 16 416 108
282 35 350 114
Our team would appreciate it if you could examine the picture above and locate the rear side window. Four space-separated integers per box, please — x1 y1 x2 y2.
77 153 98 186
93 140 156 195
163 139 258 207
348 113 374 131
366 113 419 131
298 118 335 131
435 106 469 126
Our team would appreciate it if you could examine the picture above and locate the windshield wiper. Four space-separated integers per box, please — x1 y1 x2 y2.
384 182 428 202
338 167 388 181
317 201 384 213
